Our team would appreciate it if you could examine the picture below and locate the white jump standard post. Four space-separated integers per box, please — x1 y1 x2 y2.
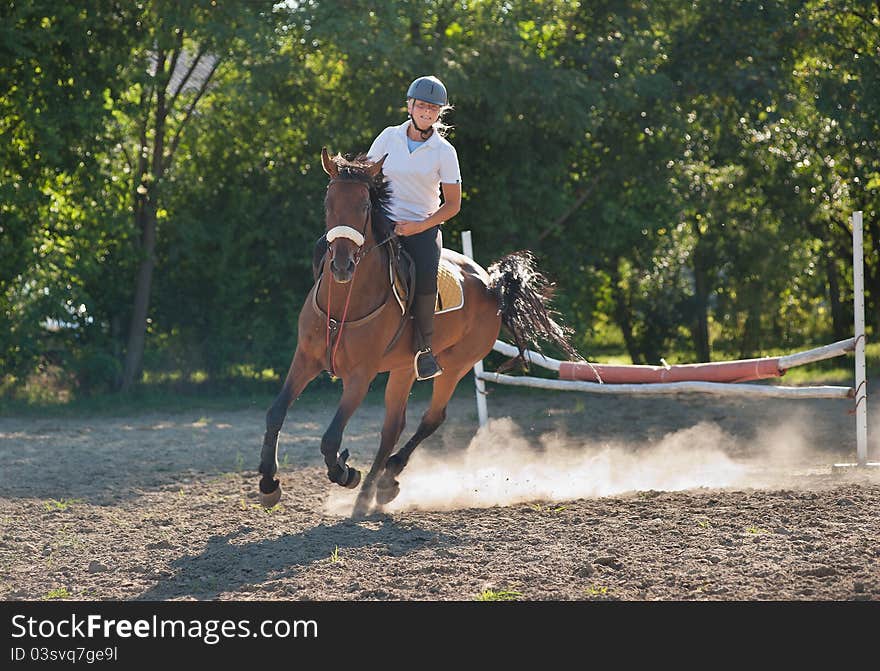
835 211 877 469
461 230 489 428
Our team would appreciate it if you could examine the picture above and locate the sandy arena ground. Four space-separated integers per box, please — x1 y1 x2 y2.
1 380 879 601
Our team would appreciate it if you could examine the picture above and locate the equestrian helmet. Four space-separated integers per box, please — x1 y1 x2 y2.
406 76 448 106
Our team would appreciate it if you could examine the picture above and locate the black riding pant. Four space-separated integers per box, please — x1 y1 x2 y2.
401 225 442 296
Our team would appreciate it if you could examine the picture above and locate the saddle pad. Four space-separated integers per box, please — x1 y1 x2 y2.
435 257 464 314
390 254 465 315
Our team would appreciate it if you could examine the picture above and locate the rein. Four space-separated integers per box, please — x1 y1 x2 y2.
325 262 359 376
322 179 397 375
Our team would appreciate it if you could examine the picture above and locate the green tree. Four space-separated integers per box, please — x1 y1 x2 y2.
795 0 880 333
108 1 278 391
1 2 134 379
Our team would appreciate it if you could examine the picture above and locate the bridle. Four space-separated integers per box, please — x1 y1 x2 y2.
325 179 396 266
321 178 396 375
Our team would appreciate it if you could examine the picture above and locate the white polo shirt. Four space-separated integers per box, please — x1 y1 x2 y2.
367 120 461 223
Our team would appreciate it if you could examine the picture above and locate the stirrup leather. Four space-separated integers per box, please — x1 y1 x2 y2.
414 348 443 381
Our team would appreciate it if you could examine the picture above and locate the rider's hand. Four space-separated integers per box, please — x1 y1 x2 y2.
393 220 425 237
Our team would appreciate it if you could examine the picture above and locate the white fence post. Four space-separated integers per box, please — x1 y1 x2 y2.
852 211 869 466
461 230 489 428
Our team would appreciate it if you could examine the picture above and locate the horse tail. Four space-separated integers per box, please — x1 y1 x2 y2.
487 251 582 365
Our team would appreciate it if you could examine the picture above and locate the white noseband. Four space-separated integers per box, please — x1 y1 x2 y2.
326 226 365 247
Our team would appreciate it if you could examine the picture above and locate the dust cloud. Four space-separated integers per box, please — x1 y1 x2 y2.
325 411 835 515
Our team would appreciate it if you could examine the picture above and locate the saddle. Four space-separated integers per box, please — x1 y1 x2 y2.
390 246 465 316
312 237 465 316
312 237 466 360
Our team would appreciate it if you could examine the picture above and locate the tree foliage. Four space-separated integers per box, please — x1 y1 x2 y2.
1 0 876 395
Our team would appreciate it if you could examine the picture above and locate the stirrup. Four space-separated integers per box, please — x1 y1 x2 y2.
414 348 443 381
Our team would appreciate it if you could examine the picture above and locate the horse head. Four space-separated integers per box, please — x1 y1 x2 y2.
321 147 388 284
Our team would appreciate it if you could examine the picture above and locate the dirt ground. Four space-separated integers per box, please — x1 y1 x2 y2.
1 378 879 601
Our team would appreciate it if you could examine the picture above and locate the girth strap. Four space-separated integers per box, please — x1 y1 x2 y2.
310 277 391 328
309 240 417 373
311 275 391 374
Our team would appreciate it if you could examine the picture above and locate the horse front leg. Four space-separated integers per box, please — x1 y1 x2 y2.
259 349 323 507
353 368 414 517
321 373 372 491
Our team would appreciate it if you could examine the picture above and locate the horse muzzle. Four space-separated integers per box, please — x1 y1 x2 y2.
331 258 356 283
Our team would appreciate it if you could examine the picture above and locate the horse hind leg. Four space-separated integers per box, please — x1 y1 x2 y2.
259 350 323 507
375 361 465 506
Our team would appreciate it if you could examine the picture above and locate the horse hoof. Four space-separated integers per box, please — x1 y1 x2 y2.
259 481 283 508
352 500 372 519
375 481 400 505
343 467 361 490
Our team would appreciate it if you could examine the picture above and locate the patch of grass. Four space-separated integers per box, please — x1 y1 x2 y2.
43 498 83 512
329 546 340 563
636 490 661 500
476 589 521 601
697 519 712 529
585 585 609 597
44 531 83 570
746 526 769 535
0 366 443 419
0 382 279 419
43 587 71 600
781 364 854 386
2 339 878 418
52 524 85 550
528 503 565 513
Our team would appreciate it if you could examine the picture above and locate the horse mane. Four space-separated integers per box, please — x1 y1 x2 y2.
329 153 394 241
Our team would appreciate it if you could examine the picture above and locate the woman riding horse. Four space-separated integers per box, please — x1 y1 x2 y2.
262 78 580 516
315 75 460 381
262 150 579 517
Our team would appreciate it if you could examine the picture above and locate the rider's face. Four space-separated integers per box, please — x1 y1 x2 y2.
408 98 442 127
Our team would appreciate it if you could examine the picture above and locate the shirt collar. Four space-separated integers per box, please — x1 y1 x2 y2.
396 120 439 146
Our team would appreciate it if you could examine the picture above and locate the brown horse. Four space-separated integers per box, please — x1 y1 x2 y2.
258 148 579 517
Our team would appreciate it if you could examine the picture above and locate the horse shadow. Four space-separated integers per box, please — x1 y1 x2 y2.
135 516 457 600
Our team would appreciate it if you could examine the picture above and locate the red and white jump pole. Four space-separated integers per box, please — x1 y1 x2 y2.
461 210 873 467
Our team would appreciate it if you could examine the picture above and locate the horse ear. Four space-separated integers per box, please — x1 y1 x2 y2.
366 153 388 178
321 146 338 178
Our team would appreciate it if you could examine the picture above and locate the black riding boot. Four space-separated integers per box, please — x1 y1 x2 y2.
413 292 442 380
